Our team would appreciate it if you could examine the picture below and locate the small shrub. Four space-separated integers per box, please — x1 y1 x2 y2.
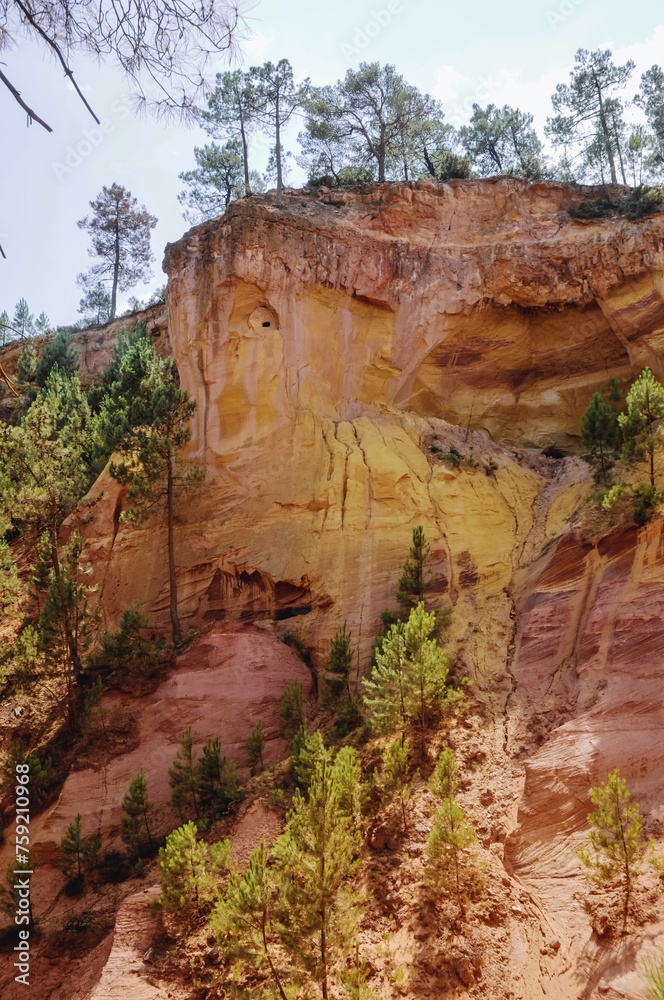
86 604 166 692
443 447 462 468
484 457 499 476
633 484 661 525
270 786 285 806
279 679 305 739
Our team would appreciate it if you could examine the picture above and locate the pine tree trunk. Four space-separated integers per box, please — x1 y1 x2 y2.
240 119 251 195
275 89 283 208
262 908 288 1000
110 218 120 320
166 450 183 646
595 81 618 184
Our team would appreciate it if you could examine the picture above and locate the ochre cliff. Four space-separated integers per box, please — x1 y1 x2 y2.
4 179 664 999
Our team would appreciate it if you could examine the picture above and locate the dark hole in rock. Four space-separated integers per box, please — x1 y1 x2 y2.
262 321 271 327
276 606 312 620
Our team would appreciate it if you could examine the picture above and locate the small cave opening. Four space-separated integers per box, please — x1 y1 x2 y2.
262 321 271 327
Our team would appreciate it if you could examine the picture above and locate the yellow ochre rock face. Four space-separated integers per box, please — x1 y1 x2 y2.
76 178 661 658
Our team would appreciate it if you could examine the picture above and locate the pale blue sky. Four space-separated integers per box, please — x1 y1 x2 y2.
2 0 664 324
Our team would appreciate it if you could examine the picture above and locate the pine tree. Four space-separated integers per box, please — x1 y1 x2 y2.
0 310 12 346
577 768 655 925
12 298 35 339
0 369 95 723
380 736 417 833
34 312 50 336
323 622 360 732
203 68 261 196
247 720 264 774
59 813 100 886
34 330 79 387
364 603 461 737
459 103 545 178
404 602 460 742
581 389 621 482
429 747 458 800
169 726 200 819
94 336 204 644
177 140 247 223
197 736 241 816
425 749 482 918
16 339 37 387
212 840 290 1000
396 525 431 615
363 620 408 734
77 184 157 320
323 621 353 704
290 725 329 787
273 754 365 1000
36 529 97 721
279 678 305 738
120 767 159 855
425 799 480 918
546 49 635 184
619 368 664 488
250 60 309 206
78 283 112 326
81 676 107 738
158 821 231 919
333 745 366 831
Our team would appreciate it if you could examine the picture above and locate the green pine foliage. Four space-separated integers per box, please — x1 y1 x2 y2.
279 678 305 738
379 736 418 833
290 724 329 787
396 525 431 615
212 840 290 1000
246 720 264 774
619 368 664 488
86 604 166 691
36 530 98 723
158 821 232 920
323 622 361 733
581 383 622 482
169 725 200 820
364 602 462 736
120 767 160 856
272 753 366 999
59 813 100 888
81 676 107 738
425 749 484 917
93 334 204 645
197 736 241 816
16 339 37 388
576 768 657 923
35 330 79 387
364 620 408 733
404 602 460 739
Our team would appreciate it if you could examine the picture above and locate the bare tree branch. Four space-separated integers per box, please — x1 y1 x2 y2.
0 362 19 397
0 66 52 131
13 0 101 124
